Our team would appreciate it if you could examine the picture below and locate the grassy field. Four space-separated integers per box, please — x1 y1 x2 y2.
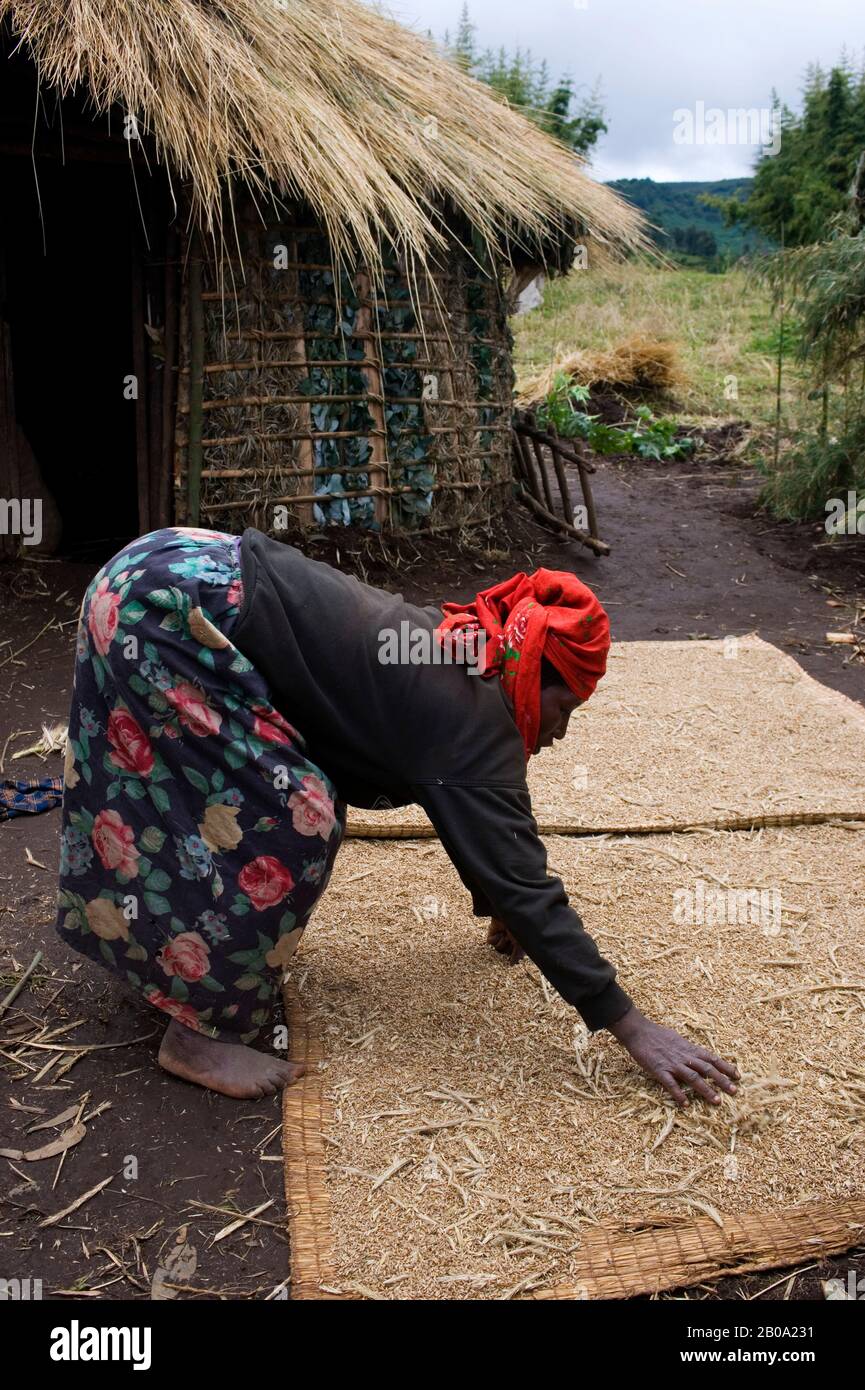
512 260 810 448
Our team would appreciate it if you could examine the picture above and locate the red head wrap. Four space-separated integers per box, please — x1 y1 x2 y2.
437 569 610 759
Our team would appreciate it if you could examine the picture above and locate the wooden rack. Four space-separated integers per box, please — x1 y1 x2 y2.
512 410 609 556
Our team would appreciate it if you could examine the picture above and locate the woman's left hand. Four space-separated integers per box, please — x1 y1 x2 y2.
486 917 525 966
609 1006 739 1106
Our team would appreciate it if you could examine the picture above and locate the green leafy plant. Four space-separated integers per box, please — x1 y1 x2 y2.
535 372 698 460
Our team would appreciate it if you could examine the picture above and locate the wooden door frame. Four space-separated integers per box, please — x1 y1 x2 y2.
130 188 181 535
0 230 21 558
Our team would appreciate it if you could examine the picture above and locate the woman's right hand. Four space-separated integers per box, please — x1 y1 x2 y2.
486 917 525 966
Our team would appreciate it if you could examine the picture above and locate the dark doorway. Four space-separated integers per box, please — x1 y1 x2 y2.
0 31 176 559
1 152 138 554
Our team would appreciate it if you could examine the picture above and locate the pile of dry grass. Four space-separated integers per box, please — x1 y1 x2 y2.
516 333 684 408
285 825 865 1299
1 0 647 280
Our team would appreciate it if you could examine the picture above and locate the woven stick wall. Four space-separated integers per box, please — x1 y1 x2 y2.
173 199 515 534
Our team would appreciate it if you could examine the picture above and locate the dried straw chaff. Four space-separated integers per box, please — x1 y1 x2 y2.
10 722 67 761
282 825 865 1299
347 636 865 838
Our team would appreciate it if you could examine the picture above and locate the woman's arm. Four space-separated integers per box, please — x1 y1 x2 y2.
416 780 739 1106
414 779 632 1032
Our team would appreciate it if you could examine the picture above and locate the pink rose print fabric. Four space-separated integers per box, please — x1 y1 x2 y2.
289 774 336 838
57 528 345 1043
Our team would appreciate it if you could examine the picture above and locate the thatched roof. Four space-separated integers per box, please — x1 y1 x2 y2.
0 0 646 276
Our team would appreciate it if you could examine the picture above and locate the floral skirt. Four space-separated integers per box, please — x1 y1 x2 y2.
56 527 346 1043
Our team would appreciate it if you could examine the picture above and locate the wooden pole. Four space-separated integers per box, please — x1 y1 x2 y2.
514 420 597 472
0 234 20 559
159 227 179 528
353 271 390 526
511 432 532 492
146 252 164 532
517 487 609 556
547 427 575 527
527 426 556 514
573 439 601 543
130 215 151 534
186 231 205 526
513 429 542 503
173 265 190 525
201 477 511 512
285 236 314 525
513 416 606 552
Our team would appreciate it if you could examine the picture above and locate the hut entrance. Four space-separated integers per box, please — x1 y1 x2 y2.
0 152 138 555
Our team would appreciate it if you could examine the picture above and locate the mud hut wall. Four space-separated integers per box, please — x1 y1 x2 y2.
173 203 515 534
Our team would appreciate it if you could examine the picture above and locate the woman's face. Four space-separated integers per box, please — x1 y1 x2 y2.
535 681 582 754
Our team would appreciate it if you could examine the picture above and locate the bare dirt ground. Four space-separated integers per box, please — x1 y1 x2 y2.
1 442 863 1301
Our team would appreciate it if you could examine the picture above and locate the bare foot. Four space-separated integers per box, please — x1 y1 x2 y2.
158 1019 305 1099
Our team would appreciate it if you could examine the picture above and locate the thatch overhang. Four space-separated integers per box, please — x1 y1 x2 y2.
0 0 646 277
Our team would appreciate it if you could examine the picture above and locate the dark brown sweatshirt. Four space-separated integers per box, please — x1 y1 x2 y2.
231 528 633 1032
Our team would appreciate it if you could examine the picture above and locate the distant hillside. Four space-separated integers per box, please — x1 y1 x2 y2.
608 178 770 262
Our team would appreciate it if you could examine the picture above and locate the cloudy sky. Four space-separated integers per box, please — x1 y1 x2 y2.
379 0 860 182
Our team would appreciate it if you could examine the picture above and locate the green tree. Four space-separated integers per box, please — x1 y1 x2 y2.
671 225 718 259
722 60 865 246
758 158 865 519
451 3 477 72
444 6 606 157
